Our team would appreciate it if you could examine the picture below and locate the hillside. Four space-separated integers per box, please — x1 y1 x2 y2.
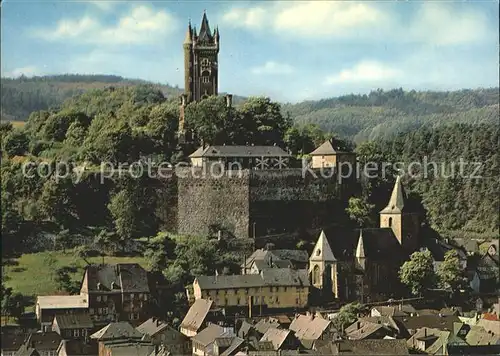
2 75 498 145
1 74 183 121
282 87 499 143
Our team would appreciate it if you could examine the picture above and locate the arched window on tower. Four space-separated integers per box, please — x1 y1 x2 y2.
388 217 393 227
312 265 320 285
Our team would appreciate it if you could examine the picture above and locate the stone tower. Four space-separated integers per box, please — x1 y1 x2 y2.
183 11 219 103
379 175 420 253
179 11 220 144
309 230 338 298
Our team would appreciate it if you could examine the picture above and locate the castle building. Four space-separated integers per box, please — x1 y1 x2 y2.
308 176 420 302
309 139 356 169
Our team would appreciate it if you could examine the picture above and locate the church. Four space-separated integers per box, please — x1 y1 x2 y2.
308 176 421 303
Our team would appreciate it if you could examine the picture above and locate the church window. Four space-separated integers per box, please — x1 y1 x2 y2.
316 249 321 256
201 58 210 67
388 217 393 227
312 265 320 285
202 77 210 84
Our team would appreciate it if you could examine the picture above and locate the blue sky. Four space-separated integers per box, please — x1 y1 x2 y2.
1 0 498 102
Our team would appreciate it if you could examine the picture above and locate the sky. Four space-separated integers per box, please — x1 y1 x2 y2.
1 0 499 103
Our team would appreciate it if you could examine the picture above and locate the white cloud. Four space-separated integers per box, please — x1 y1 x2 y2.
251 61 295 75
33 5 179 45
409 2 491 45
221 1 493 45
324 61 402 85
4 66 41 78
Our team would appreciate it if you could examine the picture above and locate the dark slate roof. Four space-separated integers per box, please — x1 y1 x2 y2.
425 238 468 262
25 332 62 351
197 12 212 42
136 318 169 336
452 238 480 254
1 327 26 351
195 269 309 290
380 176 407 214
54 313 94 329
315 339 409 355
394 315 461 332
84 264 149 293
180 299 213 332
90 322 144 341
15 345 40 356
191 324 228 347
189 145 290 158
313 228 404 261
58 339 98 356
271 250 309 263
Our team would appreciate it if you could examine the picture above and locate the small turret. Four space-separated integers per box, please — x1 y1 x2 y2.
183 21 193 45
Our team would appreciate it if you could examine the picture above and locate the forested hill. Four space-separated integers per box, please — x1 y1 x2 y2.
283 87 499 143
1 75 184 121
1 74 498 144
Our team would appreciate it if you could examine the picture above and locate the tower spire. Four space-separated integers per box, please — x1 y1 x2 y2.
380 175 406 214
184 21 193 44
198 10 212 41
355 230 366 259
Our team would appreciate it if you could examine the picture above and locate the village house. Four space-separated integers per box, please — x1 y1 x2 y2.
36 296 89 332
259 327 298 351
80 264 151 326
55 339 98 356
289 313 337 349
241 249 309 275
1 326 27 356
180 299 226 337
17 332 62 356
189 145 291 170
136 317 191 355
309 139 356 170
90 322 144 356
191 324 235 356
192 268 309 311
51 314 94 341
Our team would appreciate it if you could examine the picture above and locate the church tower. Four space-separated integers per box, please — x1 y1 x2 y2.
309 230 338 298
379 175 420 253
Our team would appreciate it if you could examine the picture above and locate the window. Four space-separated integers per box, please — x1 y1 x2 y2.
284 287 287 292
312 265 321 285
130 293 135 299
74 329 80 337
138 293 143 299
103 307 108 314
143 294 148 301
97 308 102 315
237 298 240 305
96 296 101 302
202 77 210 84
275 296 279 304
201 58 210 67
388 217 393 227
103 295 107 302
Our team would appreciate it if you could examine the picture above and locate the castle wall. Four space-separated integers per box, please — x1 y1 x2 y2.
175 168 355 239
176 168 250 238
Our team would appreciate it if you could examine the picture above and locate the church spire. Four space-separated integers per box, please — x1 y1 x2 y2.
380 175 406 214
310 230 336 262
355 230 366 259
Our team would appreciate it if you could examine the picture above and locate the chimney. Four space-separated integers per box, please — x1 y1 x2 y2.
225 94 233 108
424 328 427 337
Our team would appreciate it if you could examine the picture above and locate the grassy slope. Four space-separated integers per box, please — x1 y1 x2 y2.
3 251 147 306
